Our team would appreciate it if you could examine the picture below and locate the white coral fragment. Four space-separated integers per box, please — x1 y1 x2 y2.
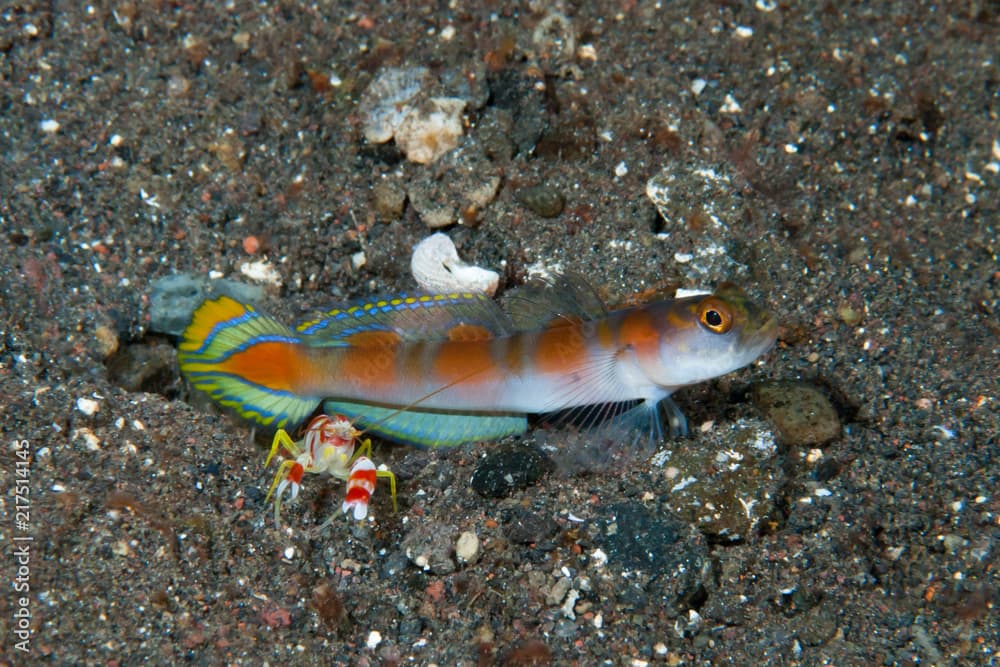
395 97 466 165
360 66 428 144
410 233 499 296
239 259 282 286
359 67 465 164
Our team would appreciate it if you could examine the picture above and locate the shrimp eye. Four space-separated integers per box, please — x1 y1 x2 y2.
698 298 734 334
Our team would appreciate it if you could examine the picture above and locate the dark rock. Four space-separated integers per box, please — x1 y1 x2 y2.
501 507 559 545
534 118 597 162
381 550 411 580
398 616 423 640
148 274 264 337
475 107 516 162
471 444 554 498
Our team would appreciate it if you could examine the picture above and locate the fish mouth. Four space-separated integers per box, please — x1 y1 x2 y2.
742 310 778 354
761 310 778 335
756 313 779 349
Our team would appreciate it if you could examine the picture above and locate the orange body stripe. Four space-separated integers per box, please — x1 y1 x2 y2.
330 331 404 393
446 323 494 342
618 308 660 356
342 330 403 348
335 347 399 392
665 305 694 330
535 323 588 374
617 310 660 356
216 341 305 393
432 340 500 386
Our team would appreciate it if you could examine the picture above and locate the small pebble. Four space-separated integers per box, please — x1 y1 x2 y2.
242 235 260 255
351 251 367 270
372 178 407 221
93 324 120 359
547 577 572 606
752 381 842 447
561 589 580 619
239 259 282 286
516 184 565 218
836 301 863 325
455 531 480 565
73 427 101 450
360 66 428 144
166 74 190 97
401 522 457 575
406 149 501 228
554 617 578 638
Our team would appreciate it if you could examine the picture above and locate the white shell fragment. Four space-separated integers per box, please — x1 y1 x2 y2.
358 67 465 164
76 396 100 415
410 233 499 296
239 259 282 286
394 97 466 165
360 67 428 144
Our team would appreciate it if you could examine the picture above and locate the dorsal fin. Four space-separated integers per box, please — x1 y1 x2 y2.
503 272 608 330
295 291 514 346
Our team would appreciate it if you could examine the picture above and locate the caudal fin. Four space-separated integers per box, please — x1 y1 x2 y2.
178 296 320 429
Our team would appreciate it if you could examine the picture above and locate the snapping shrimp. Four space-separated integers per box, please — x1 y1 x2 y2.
264 413 397 526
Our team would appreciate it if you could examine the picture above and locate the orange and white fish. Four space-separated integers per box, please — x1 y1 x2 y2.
178 275 777 447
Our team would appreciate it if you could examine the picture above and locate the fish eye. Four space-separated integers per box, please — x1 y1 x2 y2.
698 298 734 334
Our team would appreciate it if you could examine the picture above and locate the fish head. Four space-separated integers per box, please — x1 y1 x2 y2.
651 283 778 389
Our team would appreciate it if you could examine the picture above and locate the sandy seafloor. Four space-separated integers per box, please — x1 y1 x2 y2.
1 2 998 665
